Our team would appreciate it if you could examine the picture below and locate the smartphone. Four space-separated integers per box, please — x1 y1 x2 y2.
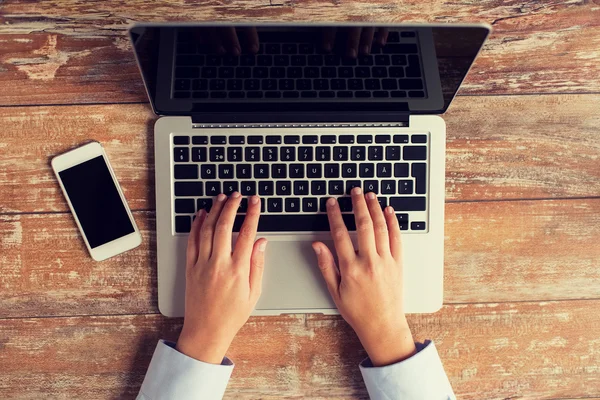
51 142 142 261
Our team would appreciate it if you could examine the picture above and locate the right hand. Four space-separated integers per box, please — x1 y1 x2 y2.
312 187 417 367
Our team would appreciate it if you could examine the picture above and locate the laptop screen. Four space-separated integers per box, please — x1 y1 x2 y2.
130 24 489 118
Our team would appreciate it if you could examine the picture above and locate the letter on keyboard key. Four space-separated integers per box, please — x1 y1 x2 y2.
267 198 283 212
390 197 426 211
241 181 257 195
302 198 318 212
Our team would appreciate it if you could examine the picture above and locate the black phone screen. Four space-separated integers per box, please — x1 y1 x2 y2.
59 156 135 249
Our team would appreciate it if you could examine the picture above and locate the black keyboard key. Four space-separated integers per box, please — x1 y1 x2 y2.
244 147 260 162
325 54 341 65
398 180 413 194
321 135 336 144
173 147 189 162
333 146 348 161
322 67 336 78
289 164 305 178
265 91 282 99
211 136 226 145
272 164 287 178
342 57 357 66
308 55 323 66
294 181 309 195
254 164 269 179
276 181 292 195
324 164 340 178
346 180 362 195
201 67 217 78
240 55 255 66
342 163 357 178
411 221 426 231
338 197 352 212
356 67 370 78
316 147 331 161
298 147 313 161
302 135 318 144
175 216 192 233
319 89 335 98
382 79 398 90
266 135 282 144
339 135 355 144
210 91 227 99
280 79 294 90
219 67 234 78
406 55 421 77
302 198 318 212
391 54 407 65
173 135 189 145
192 136 209 145
377 163 392 177
175 182 203 196
254 67 268 78
299 43 314 54
257 55 272 66
174 165 198 179
248 135 263 144
331 79 346 90
384 43 418 54
296 79 311 90
281 147 296 161
356 90 372 98
311 181 327 195
200 164 216 179
263 147 278 162
403 146 427 160
364 180 378 194
238 198 248 213
412 163 427 194
368 146 384 160
285 198 301 213
319 198 330 212
375 55 391 65
227 147 243 162
287 67 302 79
283 43 297 54
229 91 244 99
218 164 234 179
197 198 213 212
386 145 401 160
306 164 321 178
394 163 410 177
375 135 391 144
266 44 280 54
377 197 387 209
274 55 289 66
389 67 404 78
223 181 239 196
209 147 225 162
241 181 256 196
358 55 374 65
390 197 426 211
314 79 329 90
262 79 277 90
301 91 318 99
236 67 251 78
399 79 424 90
259 181 274 196
236 164 252 179
267 198 283 213
228 136 244 145
175 199 195 214
328 180 344 195
357 135 373 144
284 135 300 144
393 134 409 144
359 163 375 178
247 91 263 98
304 67 319 78
412 134 427 143
381 180 396 194
209 79 226 90
205 181 221 196
339 67 354 78
245 79 260 90
350 146 366 161
176 67 199 79
391 91 407 98
372 67 387 78
190 147 207 163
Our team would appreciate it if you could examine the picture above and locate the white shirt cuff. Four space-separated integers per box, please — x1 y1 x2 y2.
359 340 455 400
138 340 233 400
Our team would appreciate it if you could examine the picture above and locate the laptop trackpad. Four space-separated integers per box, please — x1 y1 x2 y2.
256 239 337 312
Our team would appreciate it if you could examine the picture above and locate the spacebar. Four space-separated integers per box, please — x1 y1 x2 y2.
233 214 357 232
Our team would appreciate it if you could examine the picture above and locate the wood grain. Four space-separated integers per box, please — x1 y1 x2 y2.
0 0 599 106
1 300 599 399
1 95 599 214
1 198 598 318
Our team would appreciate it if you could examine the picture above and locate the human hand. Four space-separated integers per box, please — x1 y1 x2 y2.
195 27 259 55
176 192 267 364
312 187 416 367
321 27 390 57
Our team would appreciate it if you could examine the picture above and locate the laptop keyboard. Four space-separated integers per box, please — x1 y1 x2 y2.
172 131 429 234
173 30 426 100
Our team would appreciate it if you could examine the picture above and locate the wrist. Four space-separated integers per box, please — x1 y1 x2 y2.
359 320 416 367
176 326 232 365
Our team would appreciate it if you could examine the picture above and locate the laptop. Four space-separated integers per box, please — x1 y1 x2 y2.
129 23 490 317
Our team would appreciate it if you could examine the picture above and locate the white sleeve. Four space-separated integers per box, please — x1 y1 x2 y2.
359 340 455 400
136 340 234 400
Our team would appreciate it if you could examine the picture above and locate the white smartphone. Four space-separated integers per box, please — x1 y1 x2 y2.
51 141 142 261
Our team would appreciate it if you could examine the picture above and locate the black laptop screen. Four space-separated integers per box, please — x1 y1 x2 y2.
130 24 489 119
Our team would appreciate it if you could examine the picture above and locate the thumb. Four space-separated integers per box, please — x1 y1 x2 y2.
249 238 268 301
312 242 341 301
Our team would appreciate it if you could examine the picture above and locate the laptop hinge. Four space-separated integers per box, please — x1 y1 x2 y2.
190 112 410 126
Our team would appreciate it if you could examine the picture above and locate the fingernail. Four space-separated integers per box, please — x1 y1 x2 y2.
313 244 321 255
231 191 241 199
386 206 394 214
251 195 259 204
217 194 226 201
349 48 357 58
258 240 267 252
197 209 204 217
362 45 370 54
327 197 336 207
366 192 376 200
232 46 241 56
217 46 226 54
352 187 362 195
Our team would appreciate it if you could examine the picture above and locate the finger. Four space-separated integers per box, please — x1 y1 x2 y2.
325 197 356 263
351 187 377 257
186 209 206 269
208 28 226 54
218 27 241 55
199 193 227 260
212 192 242 257
249 238 268 302
233 195 261 262
312 242 341 301
241 27 259 53
384 206 403 260
346 27 361 58
365 192 390 255
321 27 337 52
359 27 376 54
376 27 389 47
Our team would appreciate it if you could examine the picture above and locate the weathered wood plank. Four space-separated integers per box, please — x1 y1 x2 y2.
0 0 598 106
1 199 598 318
1 95 599 214
1 300 599 399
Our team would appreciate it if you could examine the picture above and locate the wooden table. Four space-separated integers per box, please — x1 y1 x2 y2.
1 1 599 399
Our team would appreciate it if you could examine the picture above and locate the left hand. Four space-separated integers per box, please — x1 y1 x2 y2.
176 192 267 364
